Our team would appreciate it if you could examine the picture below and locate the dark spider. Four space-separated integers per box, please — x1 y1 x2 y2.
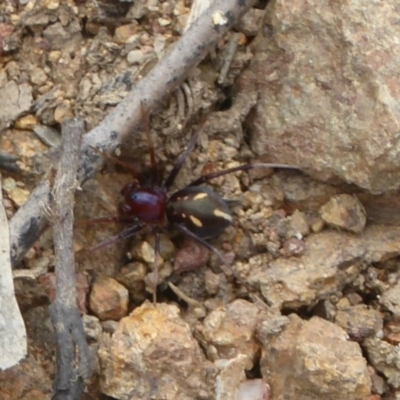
89 113 298 301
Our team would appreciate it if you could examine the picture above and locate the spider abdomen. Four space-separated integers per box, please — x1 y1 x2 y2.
166 186 232 239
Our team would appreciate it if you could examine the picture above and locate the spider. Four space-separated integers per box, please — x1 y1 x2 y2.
89 112 297 301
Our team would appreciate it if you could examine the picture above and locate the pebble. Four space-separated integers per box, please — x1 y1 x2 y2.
89 276 129 321
127 49 145 65
320 194 366 233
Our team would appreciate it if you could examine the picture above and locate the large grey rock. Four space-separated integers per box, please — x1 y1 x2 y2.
242 0 400 193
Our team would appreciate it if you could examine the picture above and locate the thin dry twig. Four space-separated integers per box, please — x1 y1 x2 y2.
48 119 91 400
9 0 257 267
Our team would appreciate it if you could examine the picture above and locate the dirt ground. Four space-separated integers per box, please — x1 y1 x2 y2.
1 1 400 399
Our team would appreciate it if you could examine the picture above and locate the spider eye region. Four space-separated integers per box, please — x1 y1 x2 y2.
121 187 167 223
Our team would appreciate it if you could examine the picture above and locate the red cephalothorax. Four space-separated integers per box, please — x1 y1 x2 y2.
120 184 167 224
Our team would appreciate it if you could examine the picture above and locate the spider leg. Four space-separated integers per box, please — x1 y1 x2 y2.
141 102 159 185
187 163 300 187
77 216 136 226
173 223 231 265
163 125 202 190
89 222 145 252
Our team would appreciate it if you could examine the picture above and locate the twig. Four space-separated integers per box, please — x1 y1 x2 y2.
0 151 21 173
168 282 205 311
9 0 257 267
218 33 240 85
48 119 91 399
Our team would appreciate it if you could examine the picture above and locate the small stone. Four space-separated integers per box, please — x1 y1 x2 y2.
127 49 145 65
204 269 224 296
101 320 119 334
157 17 171 27
42 0 60 10
89 276 128 321
30 67 48 86
237 379 270 400
33 125 62 147
54 100 73 123
98 302 212 399
384 321 400 345
115 261 147 303
114 24 138 44
207 140 238 163
260 315 371 399
368 366 387 395
364 337 400 388
2 176 16 191
130 241 157 263
157 233 176 260
15 114 38 130
309 215 325 233
319 194 366 233
237 9 264 37
335 304 383 341
201 299 264 369
82 314 102 341
281 237 306 257
380 281 400 318
8 187 30 207
215 355 248 400
174 238 209 272
287 210 310 238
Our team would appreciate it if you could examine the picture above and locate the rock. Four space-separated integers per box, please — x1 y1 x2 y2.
380 282 400 318
29 66 48 86
320 194 366 234
364 337 400 388
130 240 157 263
82 314 102 341
114 24 139 44
237 379 270 400
237 8 264 37
259 315 371 400
335 302 383 341
200 299 264 369
238 226 400 309
286 210 310 238
89 276 129 321
214 355 247 400
127 49 145 65
7 186 30 207
368 366 387 396
383 321 400 345
281 237 306 257
174 237 209 273
0 81 32 131
204 269 224 296
243 0 400 193
157 233 176 260
0 355 52 399
15 114 39 130
115 261 147 303
54 100 74 123
98 302 213 399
